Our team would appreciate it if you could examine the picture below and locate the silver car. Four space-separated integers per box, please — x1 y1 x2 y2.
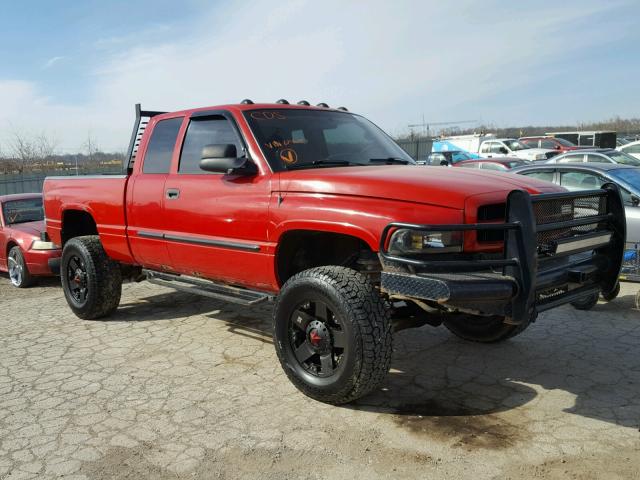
511 163 640 243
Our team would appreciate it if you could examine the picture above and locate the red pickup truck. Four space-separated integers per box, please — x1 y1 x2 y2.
43 101 625 404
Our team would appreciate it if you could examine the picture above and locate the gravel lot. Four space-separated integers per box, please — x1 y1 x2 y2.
1 274 639 479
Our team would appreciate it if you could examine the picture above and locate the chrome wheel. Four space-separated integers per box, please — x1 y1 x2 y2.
8 251 23 287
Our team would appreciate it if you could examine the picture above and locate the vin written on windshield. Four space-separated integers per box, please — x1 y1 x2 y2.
243 109 414 171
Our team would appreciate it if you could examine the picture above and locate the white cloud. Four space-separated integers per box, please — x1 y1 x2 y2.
42 56 65 69
1 0 638 152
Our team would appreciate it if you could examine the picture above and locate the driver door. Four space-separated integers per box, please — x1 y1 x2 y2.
162 113 274 289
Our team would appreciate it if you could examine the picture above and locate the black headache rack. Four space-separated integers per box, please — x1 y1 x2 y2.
379 185 625 324
125 103 167 173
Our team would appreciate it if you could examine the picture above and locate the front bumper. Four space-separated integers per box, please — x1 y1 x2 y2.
379 186 625 324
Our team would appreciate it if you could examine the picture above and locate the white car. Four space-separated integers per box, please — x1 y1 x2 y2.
443 134 555 162
618 140 640 160
478 138 554 162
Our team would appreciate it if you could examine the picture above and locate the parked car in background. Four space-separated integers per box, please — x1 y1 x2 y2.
444 134 556 162
511 163 640 243
544 148 640 166
418 150 476 166
546 131 617 149
617 140 640 160
0 193 61 288
456 158 530 171
520 136 586 153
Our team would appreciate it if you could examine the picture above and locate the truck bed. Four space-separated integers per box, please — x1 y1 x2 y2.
43 175 134 263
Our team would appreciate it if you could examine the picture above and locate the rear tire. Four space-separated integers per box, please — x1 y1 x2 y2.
273 266 392 404
61 236 122 320
444 314 530 343
570 293 599 311
8 246 33 288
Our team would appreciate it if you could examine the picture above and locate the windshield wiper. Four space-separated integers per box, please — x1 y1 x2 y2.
368 157 412 165
286 160 357 170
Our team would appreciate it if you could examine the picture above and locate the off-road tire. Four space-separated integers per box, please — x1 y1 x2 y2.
444 314 531 343
571 292 599 311
601 282 620 302
8 246 33 288
61 236 122 320
273 266 392 404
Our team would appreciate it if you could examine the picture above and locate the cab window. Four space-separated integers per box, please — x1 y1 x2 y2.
143 117 184 174
558 154 584 164
179 117 242 174
480 162 507 171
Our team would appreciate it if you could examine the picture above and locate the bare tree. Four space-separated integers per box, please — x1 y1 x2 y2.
83 131 99 168
8 128 38 173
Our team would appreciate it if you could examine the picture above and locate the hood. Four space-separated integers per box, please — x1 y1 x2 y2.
279 165 563 209
8 220 45 238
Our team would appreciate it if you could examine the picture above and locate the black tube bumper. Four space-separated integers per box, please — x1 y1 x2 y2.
379 186 625 324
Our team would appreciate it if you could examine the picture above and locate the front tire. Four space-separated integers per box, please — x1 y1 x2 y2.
444 313 531 343
61 236 122 320
8 246 33 288
273 266 392 404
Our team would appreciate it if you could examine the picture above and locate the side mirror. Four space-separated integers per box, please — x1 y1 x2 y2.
199 144 256 175
499 147 508 154
439 160 449 166
632 195 640 207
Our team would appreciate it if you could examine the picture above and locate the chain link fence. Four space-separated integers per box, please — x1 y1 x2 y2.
0 167 123 196
395 137 433 161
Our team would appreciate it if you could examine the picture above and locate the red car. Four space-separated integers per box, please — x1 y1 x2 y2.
520 136 587 153
0 193 61 287
43 101 623 404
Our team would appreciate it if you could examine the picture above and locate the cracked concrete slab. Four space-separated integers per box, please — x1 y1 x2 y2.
0 275 639 479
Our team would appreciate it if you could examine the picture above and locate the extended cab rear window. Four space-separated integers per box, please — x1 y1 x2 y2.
142 117 183 174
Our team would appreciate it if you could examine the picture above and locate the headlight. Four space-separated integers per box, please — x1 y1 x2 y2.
388 229 463 255
30 240 59 250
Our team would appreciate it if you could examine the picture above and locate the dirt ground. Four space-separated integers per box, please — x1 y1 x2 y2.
0 274 639 479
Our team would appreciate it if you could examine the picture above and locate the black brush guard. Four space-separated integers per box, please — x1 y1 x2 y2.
379 185 625 324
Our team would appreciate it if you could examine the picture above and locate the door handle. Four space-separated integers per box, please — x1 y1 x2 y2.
166 188 180 199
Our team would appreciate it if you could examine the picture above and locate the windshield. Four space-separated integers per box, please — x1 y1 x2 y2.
609 168 640 193
244 109 414 170
450 151 473 163
2 197 44 225
556 138 576 147
608 151 640 166
503 140 530 151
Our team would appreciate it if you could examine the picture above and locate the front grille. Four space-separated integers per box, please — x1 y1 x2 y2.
533 194 608 255
477 203 506 242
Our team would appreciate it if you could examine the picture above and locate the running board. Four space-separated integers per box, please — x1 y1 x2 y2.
143 270 273 305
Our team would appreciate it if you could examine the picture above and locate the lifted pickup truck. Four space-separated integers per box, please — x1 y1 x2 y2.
43 101 625 404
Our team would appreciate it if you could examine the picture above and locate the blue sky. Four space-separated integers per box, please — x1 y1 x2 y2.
0 0 639 151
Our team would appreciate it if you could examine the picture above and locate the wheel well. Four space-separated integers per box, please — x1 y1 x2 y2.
276 230 378 285
61 210 98 245
6 241 18 260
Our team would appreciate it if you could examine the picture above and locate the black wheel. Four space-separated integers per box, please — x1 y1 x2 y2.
61 236 122 320
571 293 599 311
273 266 392 404
7 246 33 288
601 282 620 302
444 313 531 343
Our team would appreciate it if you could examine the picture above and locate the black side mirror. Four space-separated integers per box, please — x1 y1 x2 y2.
499 147 508 154
439 160 449 166
199 144 256 175
632 195 640 207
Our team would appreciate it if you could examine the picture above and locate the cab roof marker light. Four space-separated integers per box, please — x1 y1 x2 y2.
240 99 254 105
316 102 329 108
337 106 349 111
276 99 290 104
297 100 310 106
